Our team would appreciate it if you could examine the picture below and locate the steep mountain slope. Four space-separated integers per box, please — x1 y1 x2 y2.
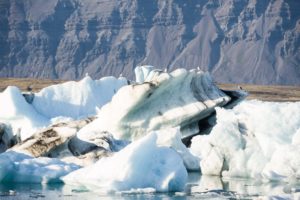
0 0 299 84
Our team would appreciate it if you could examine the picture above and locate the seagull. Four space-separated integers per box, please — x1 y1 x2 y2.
26 85 32 92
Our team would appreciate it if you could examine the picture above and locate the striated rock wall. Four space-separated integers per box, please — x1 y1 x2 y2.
0 0 299 84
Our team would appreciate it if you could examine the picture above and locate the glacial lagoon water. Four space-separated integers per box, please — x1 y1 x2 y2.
1 173 300 199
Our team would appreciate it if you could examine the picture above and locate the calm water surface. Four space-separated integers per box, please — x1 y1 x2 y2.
0 173 300 199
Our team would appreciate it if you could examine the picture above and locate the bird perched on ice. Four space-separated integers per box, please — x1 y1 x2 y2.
26 85 33 92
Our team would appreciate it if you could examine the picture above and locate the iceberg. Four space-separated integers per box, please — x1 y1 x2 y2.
80 68 232 140
63 131 187 192
0 75 128 145
190 100 300 180
2 65 299 197
0 86 49 141
32 76 128 119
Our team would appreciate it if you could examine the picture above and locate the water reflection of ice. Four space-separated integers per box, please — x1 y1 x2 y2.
187 173 300 199
0 176 300 199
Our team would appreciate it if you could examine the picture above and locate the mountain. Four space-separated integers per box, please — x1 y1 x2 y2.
0 0 299 85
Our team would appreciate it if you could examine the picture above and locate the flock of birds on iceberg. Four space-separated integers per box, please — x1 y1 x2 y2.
0 65 299 194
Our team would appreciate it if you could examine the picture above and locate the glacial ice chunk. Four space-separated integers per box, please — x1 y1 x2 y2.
0 86 49 140
63 131 187 192
32 76 127 119
190 100 300 180
82 68 230 140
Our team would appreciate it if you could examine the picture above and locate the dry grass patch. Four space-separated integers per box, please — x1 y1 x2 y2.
0 78 299 102
219 84 300 102
0 78 65 92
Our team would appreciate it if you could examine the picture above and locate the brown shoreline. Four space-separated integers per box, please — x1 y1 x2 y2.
0 78 299 102
219 84 300 102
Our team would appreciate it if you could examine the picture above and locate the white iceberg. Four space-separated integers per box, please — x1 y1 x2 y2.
190 100 300 180
32 76 127 119
2 65 299 197
0 86 49 140
63 131 188 192
0 76 128 143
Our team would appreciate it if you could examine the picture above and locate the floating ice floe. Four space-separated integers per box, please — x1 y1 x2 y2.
190 100 300 181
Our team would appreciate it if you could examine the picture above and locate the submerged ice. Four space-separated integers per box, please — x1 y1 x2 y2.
0 151 79 183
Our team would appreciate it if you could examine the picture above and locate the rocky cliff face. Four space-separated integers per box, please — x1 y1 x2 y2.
0 0 299 84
